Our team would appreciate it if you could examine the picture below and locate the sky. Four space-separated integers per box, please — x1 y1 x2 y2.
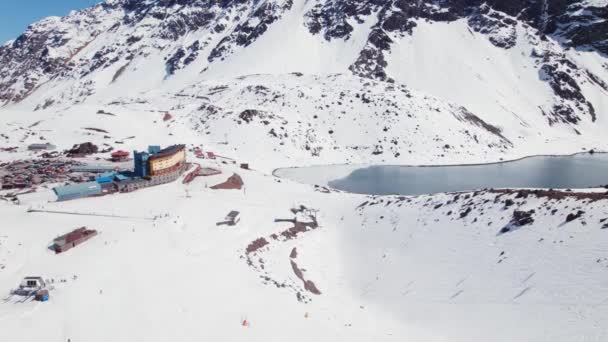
0 0 101 44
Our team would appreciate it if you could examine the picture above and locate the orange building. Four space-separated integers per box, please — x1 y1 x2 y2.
148 145 186 176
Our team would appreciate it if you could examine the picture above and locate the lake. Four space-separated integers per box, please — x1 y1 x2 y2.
275 153 608 195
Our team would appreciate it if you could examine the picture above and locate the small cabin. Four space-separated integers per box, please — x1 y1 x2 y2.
225 211 241 226
28 143 56 151
111 150 130 162
20 277 46 290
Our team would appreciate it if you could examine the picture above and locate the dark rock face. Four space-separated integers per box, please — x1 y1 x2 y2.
239 109 264 123
166 41 201 75
166 48 187 76
467 5 518 49
303 0 606 47
554 3 608 54
565 210 585 223
301 0 607 132
534 50 599 124
349 28 393 82
66 142 99 156
305 1 381 41
499 209 535 234
156 9 216 41
315 1 604 67
0 0 294 104
541 64 585 106
539 63 596 124
208 0 294 62
0 6 108 104
455 108 512 147
246 237 269 254
0 0 606 122
512 210 536 227
0 2 127 104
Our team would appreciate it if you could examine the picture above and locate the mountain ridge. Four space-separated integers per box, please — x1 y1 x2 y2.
2 0 607 105
0 0 607 167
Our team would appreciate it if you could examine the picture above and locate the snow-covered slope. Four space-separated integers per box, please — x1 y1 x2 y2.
1 71 606 170
1 0 608 167
1 163 607 341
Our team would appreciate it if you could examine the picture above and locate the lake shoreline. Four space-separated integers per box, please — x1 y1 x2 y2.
273 150 608 177
273 151 608 195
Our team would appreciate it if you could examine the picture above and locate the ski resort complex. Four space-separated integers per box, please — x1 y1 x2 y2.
52 144 188 201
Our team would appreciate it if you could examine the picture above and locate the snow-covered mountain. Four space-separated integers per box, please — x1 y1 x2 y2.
0 0 608 130
1 0 608 167
2 2 608 341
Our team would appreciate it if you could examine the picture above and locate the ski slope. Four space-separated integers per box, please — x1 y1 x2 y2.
1 161 607 341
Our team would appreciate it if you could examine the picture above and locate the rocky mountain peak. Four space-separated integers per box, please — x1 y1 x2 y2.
0 0 606 128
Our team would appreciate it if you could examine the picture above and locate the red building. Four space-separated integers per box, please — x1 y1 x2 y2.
111 150 130 162
53 227 98 253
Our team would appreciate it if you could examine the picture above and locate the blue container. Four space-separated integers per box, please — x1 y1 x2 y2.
148 146 161 154
40 295 49 302
54 182 102 201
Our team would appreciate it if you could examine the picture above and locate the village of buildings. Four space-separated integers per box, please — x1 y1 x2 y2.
1 142 249 303
1 142 247 201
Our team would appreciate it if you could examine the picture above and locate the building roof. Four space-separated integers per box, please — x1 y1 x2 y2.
57 227 96 244
115 174 130 181
53 182 101 197
96 172 117 183
117 178 148 186
111 150 130 157
148 144 186 161
98 171 117 178
20 276 45 287
28 143 56 149
71 165 116 173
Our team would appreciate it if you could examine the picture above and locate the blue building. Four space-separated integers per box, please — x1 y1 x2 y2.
95 172 117 184
134 145 176 177
95 172 132 184
133 151 150 178
148 145 161 154
115 174 130 182
54 182 102 201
